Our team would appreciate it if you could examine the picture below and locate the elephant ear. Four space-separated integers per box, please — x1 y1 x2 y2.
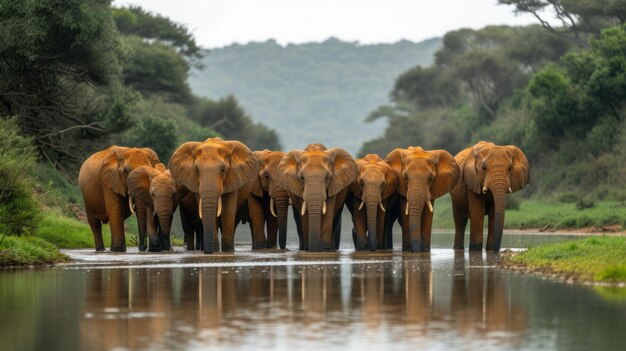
327 148 357 197
385 148 408 195
221 141 259 194
461 146 482 194
127 166 156 208
428 150 460 199
141 148 160 166
154 163 167 172
278 150 304 197
350 158 368 198
381 161 399 200
507 145 530 192
102 146 129 196
169 142 201 193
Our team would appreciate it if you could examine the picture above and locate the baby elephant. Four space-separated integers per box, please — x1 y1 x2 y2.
128 163 179 252
346 154 398 251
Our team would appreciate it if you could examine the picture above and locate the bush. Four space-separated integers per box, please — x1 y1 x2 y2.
506 194 522 210
576 199 596 210
0 117 40 236
556 192 580 203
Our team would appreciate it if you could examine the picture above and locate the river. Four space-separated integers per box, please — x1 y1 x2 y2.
1 233 625 350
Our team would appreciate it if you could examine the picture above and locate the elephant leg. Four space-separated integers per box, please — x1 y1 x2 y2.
248 195 266 250
398 199 411 251
195 222 204 251
266 213 278 249
104 192 127 252
468 192 485 251
486 202 496 251
376 203 386 250
320 197 336 251
420 201 434 252
352 201 368 250
452 203 468 250
332 204 343 249
146 207 160 252
180 208 195 250
220 192 239 252
86 212 105 252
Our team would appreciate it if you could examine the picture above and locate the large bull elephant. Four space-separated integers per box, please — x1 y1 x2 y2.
451 141 529 252
127 164 179 252
278 145 357 251
247 150 290 250
346 154 398 251
169 138 258 253
385 147 459 252
79 146 160 252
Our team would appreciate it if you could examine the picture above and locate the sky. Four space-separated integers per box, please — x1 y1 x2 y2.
113 0 554 48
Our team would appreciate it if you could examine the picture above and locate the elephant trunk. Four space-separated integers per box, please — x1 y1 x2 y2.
134 200 148 251
307 200 323 252
200 189 219 254
366 202 378 251
274 190 290 250
155 208 173 251
407 184 428 252
489 182 507 253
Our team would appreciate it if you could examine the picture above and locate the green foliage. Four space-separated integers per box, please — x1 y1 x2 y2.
34 211 109 249
189 38 442 152
0 0 137 166
506 236 626 282
112 5 202 63
0 236 68 267
124 115 179 161
0 118 40 236
122 36 193 103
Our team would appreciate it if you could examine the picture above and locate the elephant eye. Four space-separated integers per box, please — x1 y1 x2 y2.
359 180 364 186
482 164 487 171
509 165 513 172
300 174 304 181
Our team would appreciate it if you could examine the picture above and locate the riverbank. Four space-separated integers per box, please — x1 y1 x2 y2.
502 236 626 284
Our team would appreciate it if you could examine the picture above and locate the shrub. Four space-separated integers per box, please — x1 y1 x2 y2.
556 192 580 203
0 117 40 236
576 198 596 210
506 194 522 210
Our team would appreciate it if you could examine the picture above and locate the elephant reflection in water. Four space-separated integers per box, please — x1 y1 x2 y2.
80 269 176 350
450 252 527 339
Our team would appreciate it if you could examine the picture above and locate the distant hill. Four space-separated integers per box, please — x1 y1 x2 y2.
189 37 441 153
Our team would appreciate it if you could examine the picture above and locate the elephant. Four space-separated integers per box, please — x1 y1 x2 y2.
451 141 529 252
177 185 203 251
346 154 398 251
278 144 357 251
169 137 258 253
385 147 459 252
79 146 160 252
127 163 179 252
246 149 290 250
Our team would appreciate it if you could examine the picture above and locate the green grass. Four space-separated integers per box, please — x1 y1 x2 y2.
505 236 626 282
35 211 111 249
0 235 68 267
433 196 626 230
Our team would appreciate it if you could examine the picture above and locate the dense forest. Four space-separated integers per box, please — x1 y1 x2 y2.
189 38 441 152
0 1 279 237
361 0 626 200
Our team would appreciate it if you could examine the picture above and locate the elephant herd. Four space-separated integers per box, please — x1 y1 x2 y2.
78 138 529 254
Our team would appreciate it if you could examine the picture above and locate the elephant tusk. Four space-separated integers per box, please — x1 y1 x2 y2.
128 197 135 215
217 196 222 218
198 198 203 219
427 201 433 213
289 198 292 205
482 186 488 194
322 201 327 215
509 187 513 193
270 197 277 217
359 201 364 211
379 202 385 212
301 201 307 216
405 202 409 216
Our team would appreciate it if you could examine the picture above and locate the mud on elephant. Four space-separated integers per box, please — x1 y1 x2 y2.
79 146 160 252
278 145 357 251
451 141 529 252
346 154 398 251
169 138 258 253
127 163 179 252
385 147 459 252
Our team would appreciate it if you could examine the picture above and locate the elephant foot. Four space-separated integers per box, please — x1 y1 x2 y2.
453 244 465 250
110 244 126 252
252 241 267 250
469 242 483 251
95 246 105 252
148 245 162 252
320 241 335 251
265 242 277 249
138 244 147 252
221 242 235 252
402 239 423 252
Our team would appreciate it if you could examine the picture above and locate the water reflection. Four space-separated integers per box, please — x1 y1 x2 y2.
1 251 625 350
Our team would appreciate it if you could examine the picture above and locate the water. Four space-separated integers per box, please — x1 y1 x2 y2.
1 234 625 351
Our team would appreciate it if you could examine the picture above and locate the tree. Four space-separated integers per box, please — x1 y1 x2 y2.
0 0 136 169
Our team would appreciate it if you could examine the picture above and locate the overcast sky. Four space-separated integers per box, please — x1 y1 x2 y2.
113 0 553 48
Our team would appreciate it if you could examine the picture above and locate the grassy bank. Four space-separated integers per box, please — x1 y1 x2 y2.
0 236 68 267
504 236 626 283
433 196 626 231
